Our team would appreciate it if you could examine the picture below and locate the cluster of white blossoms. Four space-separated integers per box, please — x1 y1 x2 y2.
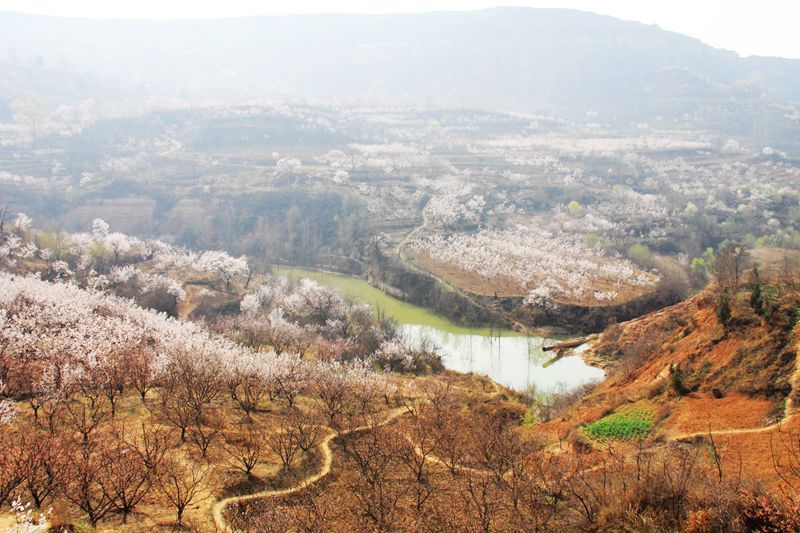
417 173 486 227
235 276 423 371
2 216 251 301
345 142 431 174
152 249 250 287
105 265 186 302
275 157 302 174
0 272 393 405
468 133 712 158
424 193 486 227
412 226 657 305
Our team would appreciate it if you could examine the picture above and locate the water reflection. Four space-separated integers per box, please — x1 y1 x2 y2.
402 324 604 392
276 267 605 393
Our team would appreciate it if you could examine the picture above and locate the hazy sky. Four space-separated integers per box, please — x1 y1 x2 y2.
1 0 798 59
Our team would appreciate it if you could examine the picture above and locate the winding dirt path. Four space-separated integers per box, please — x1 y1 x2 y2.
211 406 410 532
212 382 506 531
669 339 800 442
397 210 429 261
670 416 796 442
405 435 497 477
213 340 800 530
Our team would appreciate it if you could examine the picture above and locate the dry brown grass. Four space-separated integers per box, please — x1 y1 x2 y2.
533 277 800 493
660 393 775 437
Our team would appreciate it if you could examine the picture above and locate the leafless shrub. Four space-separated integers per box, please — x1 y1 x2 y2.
158 452 210 526
223 425 267 477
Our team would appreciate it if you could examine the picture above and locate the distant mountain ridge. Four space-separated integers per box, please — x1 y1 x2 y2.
0 7 799 124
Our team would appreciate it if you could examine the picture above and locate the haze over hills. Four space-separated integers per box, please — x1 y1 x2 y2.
6 5 800 530
1 7 799 130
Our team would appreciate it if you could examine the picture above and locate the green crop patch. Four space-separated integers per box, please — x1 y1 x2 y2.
583 407 654 441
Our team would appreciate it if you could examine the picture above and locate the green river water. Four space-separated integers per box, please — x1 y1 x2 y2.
275 267 604 392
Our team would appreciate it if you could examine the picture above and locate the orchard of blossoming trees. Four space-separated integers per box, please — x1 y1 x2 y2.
0 214 432 371
0 215 253 312
1 267 784 531
4 99 800 327
3 63 800 533
0 269 417 528
412 227 658 306
219 276 440 373
0 209 456 528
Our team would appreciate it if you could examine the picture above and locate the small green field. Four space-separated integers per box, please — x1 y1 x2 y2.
583 407 654 441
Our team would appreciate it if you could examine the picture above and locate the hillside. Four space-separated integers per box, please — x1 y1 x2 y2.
6 219 800 529
4 5 800 531
1 8 799 130
538 263 800 492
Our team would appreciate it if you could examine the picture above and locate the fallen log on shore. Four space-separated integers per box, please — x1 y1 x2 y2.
542 336 593 352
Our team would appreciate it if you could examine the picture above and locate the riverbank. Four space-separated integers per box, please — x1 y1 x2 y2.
275 266 604 392
365 250 681 334
274 266 555 338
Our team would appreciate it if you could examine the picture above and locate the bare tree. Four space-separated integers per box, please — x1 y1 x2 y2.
343 428 409 532
397 396 438 477
714 243 748 295
458 473 499 533
311 373 351 431
435 410 470 476
771 425 800 498
163 350 223 414
62 436 116 527
187 408 224 458
127 344 157 402
0 427 29 507
234 374 269 416
272 356 308 408
396 420 437 518
223 425 267 477
488 426 567 531
156 388 201 443
41 397 65 436
99 358 126 418
158 453 210 526
23 428 69 508
64 394 110 445
0 202 10 234
268 409 320 471
103 423 169 523
268 426 303 472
